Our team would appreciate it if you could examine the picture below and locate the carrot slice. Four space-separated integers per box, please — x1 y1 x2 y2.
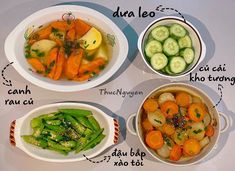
66 28 76 41
183 139 201 156
73 74 91 82
188 103 205 122
160 101 179 118
169 144 182 161
142 119 154 131
46 47 59 79
205 125 214 137
162 123 175 136
50 21 68 31
143 98 158 112
145 130 164 150
27 58 45 73
176 92 191 107
75 19 91 37
28 25 52 44
53 48 65 80
78 58 106 75
65 49 84 79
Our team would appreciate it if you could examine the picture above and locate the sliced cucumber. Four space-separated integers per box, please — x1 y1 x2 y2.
178 35 192 49
151 26 169 42
150 53 168 70
165 65 174 75
180 48 195 64
169 56 186 74
145 40 162 57
170 24 187 38
163 38 179 56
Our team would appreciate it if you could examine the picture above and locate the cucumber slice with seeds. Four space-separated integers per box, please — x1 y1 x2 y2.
180 48 195 64
178 35 192 49
170 24 187 38
145 40 162 57
163 38 179 56
151 26 169 42
169 56 186 74
150 53 168 70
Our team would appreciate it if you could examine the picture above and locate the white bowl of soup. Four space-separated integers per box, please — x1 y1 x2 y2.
127 83 230 166
4 5 128 92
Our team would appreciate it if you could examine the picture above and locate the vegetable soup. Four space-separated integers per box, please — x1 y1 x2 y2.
24 17 111 82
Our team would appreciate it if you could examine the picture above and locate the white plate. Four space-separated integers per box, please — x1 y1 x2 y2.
5 5 128 92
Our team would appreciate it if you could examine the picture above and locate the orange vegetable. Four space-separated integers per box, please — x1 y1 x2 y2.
176 92 191 107
162 123 175 136
28 25 52 44
73 74 91 82
183 139 201 156
78 58 106 75
27 58 45 73
46 47 59 79
66 28 76 41
169 144 182 161
188 103 205 122
50 21 69 31
142 119 154 131
143 98 158 112
75 19 91 37
205 125 214 137
145 130 164 150
53 48 66 80
160 101 179 118
65 49 84 79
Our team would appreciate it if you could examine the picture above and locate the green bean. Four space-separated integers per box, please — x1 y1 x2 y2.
32 124 44 137
83 133 105 151
65 115 86 135
21 135 47 148
47 139 71 152
59 109 92 117
75 137 88 153
75 128 104 153
42 129 64 142
75 116 94 130
83 128 93 136
87 116 101 131
46 120 61 126
30 118 42 128
60 141 77 148
39 112 60 120
45 124 66 133
66 128 81 140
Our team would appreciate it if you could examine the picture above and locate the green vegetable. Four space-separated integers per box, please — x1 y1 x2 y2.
21 108 105 155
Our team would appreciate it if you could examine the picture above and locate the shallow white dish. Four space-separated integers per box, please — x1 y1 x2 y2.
4 5 128 92
138 16 206 78
9 102 119 162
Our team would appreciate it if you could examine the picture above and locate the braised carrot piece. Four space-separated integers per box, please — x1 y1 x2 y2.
50 21 68 31
160 101 179 118
143 98 158 112
169 144 182 161
65 49 84 79
46 47 59 79
145 130 164 150
162 123 175 136
27 58 45 73
205 125 214 137
53 48 65 80
78 58 106 75
66 28 76 41
75 19 91 37
183 139 201 156
188 103 205 122
142 119 154 131
29 25 52 44
176 92 191 107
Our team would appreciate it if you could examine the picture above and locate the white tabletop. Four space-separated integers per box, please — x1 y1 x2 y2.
1 0 235 171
